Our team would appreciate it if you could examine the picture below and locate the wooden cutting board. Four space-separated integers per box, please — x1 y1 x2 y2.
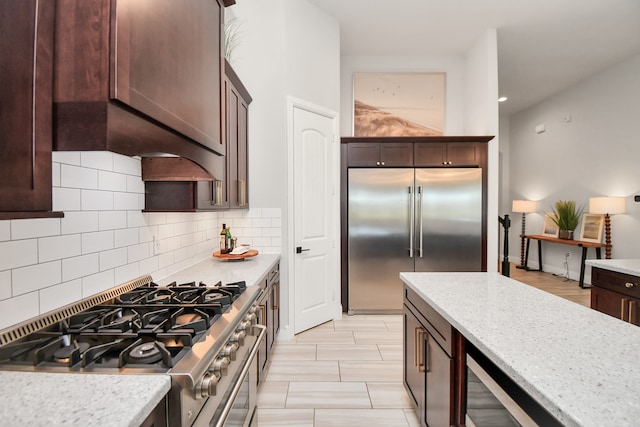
212 249 259 260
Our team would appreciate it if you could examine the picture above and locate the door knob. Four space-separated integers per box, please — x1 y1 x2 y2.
296 246 310 254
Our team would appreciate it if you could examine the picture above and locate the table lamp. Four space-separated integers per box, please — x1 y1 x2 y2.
512 200 537 269
589 196 626 259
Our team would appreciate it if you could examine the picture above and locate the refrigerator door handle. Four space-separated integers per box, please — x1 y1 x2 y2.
418 186 423 257
409 186 414 258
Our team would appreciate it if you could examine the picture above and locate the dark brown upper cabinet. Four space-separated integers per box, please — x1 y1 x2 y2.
0 0 62 219
53 0 225 176
414 142 481 167
346 142 413 167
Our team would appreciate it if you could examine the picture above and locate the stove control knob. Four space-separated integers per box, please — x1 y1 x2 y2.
244 312 257 328
221 342 239 361
198 373 219 398
211 356 230 376
231 329 247 346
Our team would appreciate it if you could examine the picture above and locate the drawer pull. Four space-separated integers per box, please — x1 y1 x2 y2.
621 299 627 322
415 327 427 373
625 282 636 289
629 301 635 324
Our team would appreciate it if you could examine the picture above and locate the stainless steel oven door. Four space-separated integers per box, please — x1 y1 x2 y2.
194 324 266 427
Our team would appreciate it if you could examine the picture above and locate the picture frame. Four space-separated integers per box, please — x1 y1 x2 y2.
541 212 559 238
580 213 605 243
352 72 445 137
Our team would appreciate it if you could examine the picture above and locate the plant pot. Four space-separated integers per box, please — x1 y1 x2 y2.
558 230 574 240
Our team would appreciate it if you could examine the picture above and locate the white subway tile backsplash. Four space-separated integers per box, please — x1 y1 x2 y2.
52 162 61 187
126 175 145 194
39 234 82 263
98 170 127 192
113 155 141 176
52 151 81 166
81 270 115 298
62 211 99 235
114 192 140 210
61 164 98 189
114 262 140 286
82 230 114 254
53 187 81 211
99 248 128 271
81 189 114 211
114 228 138 248
11 218 60 240
2 152 281 332
127 211 146 228
62 253 99 282
98 211 127 231
80 151 113 171
0 221 9 242
0 270 11 300
139 256 158 276
128 242 151 263
0 239 38 271
12 261 62 296
39 279 82 313
0 292 39 330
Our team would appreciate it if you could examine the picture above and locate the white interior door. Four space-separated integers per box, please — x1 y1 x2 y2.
292 103 338 334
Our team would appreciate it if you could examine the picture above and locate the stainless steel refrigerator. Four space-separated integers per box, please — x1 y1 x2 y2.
348 168 483 313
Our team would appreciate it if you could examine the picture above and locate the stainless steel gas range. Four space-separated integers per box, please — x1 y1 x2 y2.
0 274 265 427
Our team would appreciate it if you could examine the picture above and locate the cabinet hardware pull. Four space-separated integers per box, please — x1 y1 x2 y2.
629 301 635 324
376 161 380 166
259 304 267 324
409 186 414 258
381 161 385 166
625 282 636 289
621 299 627 321
271 284 278 310
424 337 429 373
418 186 423 258
414 327 427 373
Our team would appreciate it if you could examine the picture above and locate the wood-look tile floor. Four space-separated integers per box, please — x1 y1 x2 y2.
255 264 591 426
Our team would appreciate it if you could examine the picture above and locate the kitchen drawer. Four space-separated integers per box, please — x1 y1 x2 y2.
405 286 453 357
592 268 640 299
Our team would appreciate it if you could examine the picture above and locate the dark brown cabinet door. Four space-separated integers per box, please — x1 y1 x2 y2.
228 81 250 209
414 142 480 167
592 286 640 325
112 0 223 155
0 0 57 218
404 309 426 420
347 142 413 167
425 334 453 427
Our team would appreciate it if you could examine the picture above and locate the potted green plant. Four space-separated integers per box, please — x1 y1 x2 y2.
550 200 583 239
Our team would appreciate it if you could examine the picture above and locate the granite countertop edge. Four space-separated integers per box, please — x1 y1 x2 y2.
585 258 640 276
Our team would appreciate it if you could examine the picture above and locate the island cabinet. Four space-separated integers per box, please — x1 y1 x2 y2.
54 0 225 173
0 0 61 219
403 286 466 427
591 267 640 326
256 262 280 384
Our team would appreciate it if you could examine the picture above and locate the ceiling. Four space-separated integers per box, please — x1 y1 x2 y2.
305 0 640 116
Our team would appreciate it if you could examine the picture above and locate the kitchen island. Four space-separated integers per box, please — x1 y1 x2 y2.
400 271 640 427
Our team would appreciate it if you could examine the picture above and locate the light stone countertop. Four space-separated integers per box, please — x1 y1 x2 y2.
585 258 640 276
400 271 640 427
156 253 281 287
0 371 170 426
0 253 280 426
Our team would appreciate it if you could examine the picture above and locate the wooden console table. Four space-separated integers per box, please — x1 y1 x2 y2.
523 234 609 288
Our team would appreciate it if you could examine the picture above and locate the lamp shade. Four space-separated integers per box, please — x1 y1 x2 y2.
512 200 537 213
589 196 626 215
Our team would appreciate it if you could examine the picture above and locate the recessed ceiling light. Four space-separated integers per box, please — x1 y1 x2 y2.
498 96 508 102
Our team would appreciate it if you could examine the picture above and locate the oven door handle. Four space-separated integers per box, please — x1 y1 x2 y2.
214 324 267 427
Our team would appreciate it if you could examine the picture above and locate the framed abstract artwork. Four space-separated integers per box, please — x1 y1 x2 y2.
541 213 559 238
579 213 605 243
352 72 445 137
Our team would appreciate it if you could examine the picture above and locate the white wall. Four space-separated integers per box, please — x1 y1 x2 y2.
463 29 500 272
224 0 340 338
340 55 466 136
508 53 640 281
0 152 281 331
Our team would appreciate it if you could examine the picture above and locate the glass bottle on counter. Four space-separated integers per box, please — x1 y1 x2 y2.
225 226 234 251
220 223 229 254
